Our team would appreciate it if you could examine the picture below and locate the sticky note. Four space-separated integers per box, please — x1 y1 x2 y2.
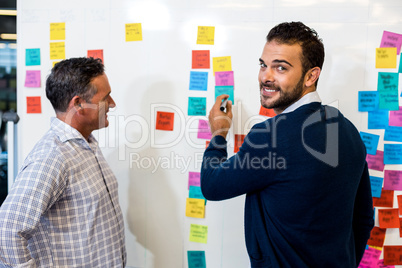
358 91 378 111
384 144 402 164
380 30 402 55
366 150 385 172
367 226 386 248
359 247 382 268
189 72 208 91
379 92 399 111
192 50 210 69
373 189 394 207
25 48 41 66
155 111 174 131
384 246 402 265
50 42 65 60
205 140 210 148
378 208 400 228
259 106 276 117
189 186 206 203
187 251 206 268
399 53 402 73
376 47 397 68
186 198 205 218
215 71 234 86
389 108 402 126
196 26 215 45
197 119 212 140
189 224 208 244
215 86 234 104
26 96 42 114
378 72 399 92
369 176 383 198
188 171 200 189
385 126 402 142
368 110 389 129
359 132 380 155
400 218 402 238
87 49 104 63
384 170 402 190
50 22 65 40
24 70 41 88
398 195 402 215
126 23 142 42
188 97 206 116
213 56 232 74
378 258 395 268
234 134 246 153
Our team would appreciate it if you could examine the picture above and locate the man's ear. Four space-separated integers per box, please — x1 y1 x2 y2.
304 67 321 87
70 96 83 112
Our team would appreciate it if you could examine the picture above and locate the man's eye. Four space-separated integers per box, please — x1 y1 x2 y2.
277 66 286 71
259 62 267 68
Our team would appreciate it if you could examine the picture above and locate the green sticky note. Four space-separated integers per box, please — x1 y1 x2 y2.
379 92 399 111
188 97 206 116
377 72 399 91
215 85 234 103
399 53 402 73
189 224 208 244
187 251 206 268
189 186 206 204
26 48 41 66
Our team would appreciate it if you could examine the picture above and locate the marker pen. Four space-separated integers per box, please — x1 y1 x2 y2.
220 98 228 111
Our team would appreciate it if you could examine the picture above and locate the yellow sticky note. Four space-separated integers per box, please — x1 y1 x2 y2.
186 198 205 218
213 56 232 74
189 224 208 244
50 23 65 40
50 42 65 60
126 23 142 42
376 47 397 68
197 26 215 45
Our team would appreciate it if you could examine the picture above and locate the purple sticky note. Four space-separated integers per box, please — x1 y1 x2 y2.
390 107 402 127
384 170 402 191
215 71 234 86
380 31 402 55
366 150 385 172
24 70 41 88
188 171 200 189
197 119 212 140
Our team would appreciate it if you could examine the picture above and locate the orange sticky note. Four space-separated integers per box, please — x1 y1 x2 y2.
373 189 394 207
378 208 400 228
26 96 42 114
399 218 402 237
367 226 386 247
259 106 276 117
205 140 210 148
234 134 246 153
192 50 210 69
87 49 104 63
155 111 174 131
384 246 402 265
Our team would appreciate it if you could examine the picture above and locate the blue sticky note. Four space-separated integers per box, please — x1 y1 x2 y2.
360 132 380 155
385 126 402 142
358 91 378 111
189 71 208 91
379 92 399 111
26 48 41 66
368 110 389 129
369 176 383 198
215 85 234 103
188 97 206 116
189 186 206 204
384 144 402 164
187 251 206 268
377 72 399 92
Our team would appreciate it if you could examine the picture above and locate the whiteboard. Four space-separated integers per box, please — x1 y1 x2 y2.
16 0 402 267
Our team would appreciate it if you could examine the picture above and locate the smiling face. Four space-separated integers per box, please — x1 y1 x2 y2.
259 40 312 114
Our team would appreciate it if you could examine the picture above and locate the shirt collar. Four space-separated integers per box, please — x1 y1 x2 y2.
281 91 322 114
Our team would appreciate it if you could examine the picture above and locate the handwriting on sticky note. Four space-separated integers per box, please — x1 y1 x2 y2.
379 92 399 111
189 186 206 203
370 176 384 198
155 111 174 131
398 195 402 216
367 226 386 248
376 47 397 68
368 110 389 129
373 189 394 207
187 251 206 268
378 208 400 228
234 134 246 153
189 72 208 91
384 246 402 265
259 106 276 117
366 151 385 172
385 126 402 142
24 70 41 88
384 170 402 191
197 119 212 140
189 224 208 244
360 132 380 155
197 26 215 45
359 246 382 267
380 30 402 54
188 171 200 189
358 91 378 112
50 22 65 40
25 48 41 66
188 97 206 116
192 50 210 69
390 108 402 126
50 42 65 60
186 198 205 218
213 56 232 74
26 96 42 114
87 49 104 63
378 72 399 92
215 86 234 104
215 71 234 86
126 23 142 41
384 144 402 164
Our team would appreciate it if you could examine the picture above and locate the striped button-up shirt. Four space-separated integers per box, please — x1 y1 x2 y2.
0 118 126 267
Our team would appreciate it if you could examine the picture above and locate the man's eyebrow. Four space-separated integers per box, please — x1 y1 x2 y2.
273 59 293 67
102 91 111 100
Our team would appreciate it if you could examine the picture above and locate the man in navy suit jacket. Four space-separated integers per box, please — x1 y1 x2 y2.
201 21 374 268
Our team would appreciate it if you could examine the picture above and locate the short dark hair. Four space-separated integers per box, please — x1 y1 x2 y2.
46 57 105 112
267 22 324 85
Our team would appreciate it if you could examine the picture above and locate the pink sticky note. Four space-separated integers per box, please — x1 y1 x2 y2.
358 246 382 268
24 70 41 88
390 108 402 127
215 71 234 86
378 259 395 268
380 31 402 55
384 170 402 191
197 119 212 140
188 171 200 189
366 150 385 171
